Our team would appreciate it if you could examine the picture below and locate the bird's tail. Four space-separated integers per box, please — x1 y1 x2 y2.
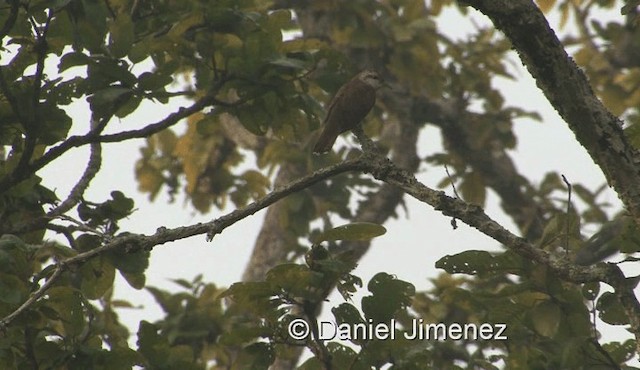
312 130 338 154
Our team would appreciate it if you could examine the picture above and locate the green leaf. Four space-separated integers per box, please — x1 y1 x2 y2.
602 339 637 363
46 286 85 336
37 105 72 144
58 52 90 72
0 235 32 277
537 213 580 249
531 300 561 337
137 321 201 370
300 342 363 370
436 250 523 275
361 273 414 323
269 57 307 70
138 71 174 91
597 292 628 325
459 170 486 206
0 273 28 304
121 271 146 290
220 281 282 318
312 222 387 244
230 342 274 370
266 263 325 301
581 282 600 301
108 14 134 58
332 303 365 327
79 257 116 299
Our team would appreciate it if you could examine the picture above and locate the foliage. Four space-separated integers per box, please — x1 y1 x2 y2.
0 0 639 369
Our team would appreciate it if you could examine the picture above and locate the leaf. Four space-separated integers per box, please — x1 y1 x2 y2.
581 282 600 301
537 213 580 249
138 71 174 91
531 300 561 337
37 105 72 144
459 170 486 206
46 286 85 336
361 273 414 323
536 0 556 13
266 263 325 301
109 248 149 275
0 273 28 304
436 250 523 276
602 339 638 363
79 257 116 299
229 342 274 370
220 281 283 318
108 14 134 58
58 52 90 72
332 303 364 327
136 321 200 370
121 271 146 290
312 222 387 244
597 292 628 325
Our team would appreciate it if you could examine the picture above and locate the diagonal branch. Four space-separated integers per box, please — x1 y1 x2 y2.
462 0 640 229
362 148 640 353
0 157 368 328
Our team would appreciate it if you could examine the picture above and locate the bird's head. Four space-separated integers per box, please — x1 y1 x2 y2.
357 70 386 89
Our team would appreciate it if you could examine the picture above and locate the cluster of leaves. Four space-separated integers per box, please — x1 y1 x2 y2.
435 250 636 367
0 192 145 369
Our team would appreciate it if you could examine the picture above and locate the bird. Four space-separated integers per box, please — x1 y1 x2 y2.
313 70 386 154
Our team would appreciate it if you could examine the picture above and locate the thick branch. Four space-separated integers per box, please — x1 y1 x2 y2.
463 0 640 228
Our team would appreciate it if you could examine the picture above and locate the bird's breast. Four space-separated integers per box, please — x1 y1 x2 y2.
325 80 376 133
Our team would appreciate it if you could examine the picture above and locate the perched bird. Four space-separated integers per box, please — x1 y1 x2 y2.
313 70 386 154
574 214 638 265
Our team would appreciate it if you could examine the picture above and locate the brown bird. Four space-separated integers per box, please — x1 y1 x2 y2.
313 70 385 153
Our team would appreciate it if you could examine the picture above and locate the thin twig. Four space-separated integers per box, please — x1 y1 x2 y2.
3 121 104 235
444 164 461 199
561 174 572 256
49 120 103 218
0 93 217 194
444 164 461 229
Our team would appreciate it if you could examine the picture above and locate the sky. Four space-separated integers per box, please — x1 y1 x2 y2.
32 1 638 365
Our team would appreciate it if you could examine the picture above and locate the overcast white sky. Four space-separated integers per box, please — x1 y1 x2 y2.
34 2 638 362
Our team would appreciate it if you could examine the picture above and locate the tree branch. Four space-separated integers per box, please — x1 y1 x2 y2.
462 0 640 231
2 133 102 236
0 157 368 328
0 94 217 194
13 10 54 181
361 147 640 353
0 0 19 40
